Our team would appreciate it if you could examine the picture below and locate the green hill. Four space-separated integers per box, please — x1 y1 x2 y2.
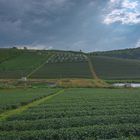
0 50 50 79
0 48 140 80
90 47 140 60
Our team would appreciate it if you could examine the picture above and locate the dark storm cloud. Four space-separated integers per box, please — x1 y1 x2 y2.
0 0 140 51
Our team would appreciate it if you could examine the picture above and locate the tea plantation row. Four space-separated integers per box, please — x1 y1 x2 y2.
0 88 140 139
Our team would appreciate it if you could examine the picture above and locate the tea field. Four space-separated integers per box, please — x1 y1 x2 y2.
0 88 58 113
0 51 51 79
28 52 92 79
90 56 140 80
0 88 140 139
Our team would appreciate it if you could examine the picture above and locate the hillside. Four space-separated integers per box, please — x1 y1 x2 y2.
90 47 140 60
0 48 140 80
0 50 51 79
30 52 92 79
0 48 21 63
90 56 140 80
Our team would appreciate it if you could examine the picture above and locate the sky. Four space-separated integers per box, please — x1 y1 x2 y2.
0 0 140 52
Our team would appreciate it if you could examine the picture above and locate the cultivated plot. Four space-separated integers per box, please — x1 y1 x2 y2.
0 88 140 139
90 56 140 80
0 88 59 113
0 52 50 79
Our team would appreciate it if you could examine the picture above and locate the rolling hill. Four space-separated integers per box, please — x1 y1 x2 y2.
0 47 140 80
90 47 140 60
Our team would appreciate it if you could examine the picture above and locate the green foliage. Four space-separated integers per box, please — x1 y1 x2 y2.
31 62 92 79
0 51 50 78
0 48 20 63
0 88 140 139
0 88 58 113
90 56 140 80
1 49 140 80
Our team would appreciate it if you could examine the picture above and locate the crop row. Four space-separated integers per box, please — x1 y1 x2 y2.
31 101 140 108
1 88 140 139
25 105 140 112
0 123 140 140
1 114 140 131
8 108 140 121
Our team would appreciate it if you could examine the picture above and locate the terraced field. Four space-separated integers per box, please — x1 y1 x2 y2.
0 88 140 139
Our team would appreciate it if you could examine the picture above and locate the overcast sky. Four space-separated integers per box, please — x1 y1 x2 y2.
0 0 140 52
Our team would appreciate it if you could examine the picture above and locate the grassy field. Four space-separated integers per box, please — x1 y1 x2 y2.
0 88 58 113
0 88 140 139
90 56 140 80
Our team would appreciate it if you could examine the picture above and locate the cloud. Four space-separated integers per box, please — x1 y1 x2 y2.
0 0 140 52
16 43 53 50
122 0 138 9
103 0 140 25
136 39 140 48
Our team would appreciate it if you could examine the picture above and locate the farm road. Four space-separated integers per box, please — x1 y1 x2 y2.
83 55 99 79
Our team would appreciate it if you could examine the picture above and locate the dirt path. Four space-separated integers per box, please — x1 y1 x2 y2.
83 55 98 79
0 89 65 121
83 55 110 87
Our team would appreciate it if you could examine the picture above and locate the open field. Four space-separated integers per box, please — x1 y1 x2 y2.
0 88 140 139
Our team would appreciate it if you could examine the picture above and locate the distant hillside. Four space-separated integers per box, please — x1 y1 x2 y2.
90 47 140 60
0 50 92 79
0 47 140 80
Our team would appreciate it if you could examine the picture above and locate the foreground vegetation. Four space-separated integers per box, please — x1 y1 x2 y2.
0 88 58 113
0 88 140 139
